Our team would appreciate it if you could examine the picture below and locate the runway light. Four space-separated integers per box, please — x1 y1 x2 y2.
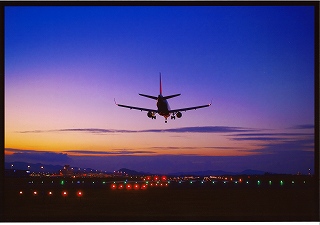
126 184 132 190
33 191 37 195
48 191 53 195
111 184 117 190
161 176 167 181
269 181 272 185
19 191 23 195
257 180 261 185
141 184 147 190
62 191 68 197
77 191 83 197
280 181 284 186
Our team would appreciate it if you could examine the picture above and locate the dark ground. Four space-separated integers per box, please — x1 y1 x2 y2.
2 177 318 222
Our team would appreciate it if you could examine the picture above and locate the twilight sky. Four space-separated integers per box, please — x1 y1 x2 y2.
5 5 315 174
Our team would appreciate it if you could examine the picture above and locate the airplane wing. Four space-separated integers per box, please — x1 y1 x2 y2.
169 103 211 113
115 99 158 112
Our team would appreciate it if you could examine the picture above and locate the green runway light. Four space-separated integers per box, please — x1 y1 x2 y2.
257 180 261 185
280 180 284 186
60 180 64 185
269 181 272 185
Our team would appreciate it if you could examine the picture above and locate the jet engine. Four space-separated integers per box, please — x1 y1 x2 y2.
176 112 182 118
147 111 156 119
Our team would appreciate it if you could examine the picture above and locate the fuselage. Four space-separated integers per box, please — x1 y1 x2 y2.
157 95 170 118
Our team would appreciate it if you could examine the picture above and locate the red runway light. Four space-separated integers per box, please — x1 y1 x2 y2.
118 184 124 189
48 191 53 195
141 184 147 190
134 184 140 190
19 191 23 195
62 191 68 197
77 191 83 197
33 191 37 195
111 184 117 190
126 184 132 190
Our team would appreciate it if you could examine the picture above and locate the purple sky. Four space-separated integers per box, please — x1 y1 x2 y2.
5 5 315 174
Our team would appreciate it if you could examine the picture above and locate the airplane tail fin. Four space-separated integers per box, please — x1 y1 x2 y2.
160 72 162 95
160 73 181 99
139 73 180 100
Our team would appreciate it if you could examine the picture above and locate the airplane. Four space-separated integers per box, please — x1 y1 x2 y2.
115 73 211 123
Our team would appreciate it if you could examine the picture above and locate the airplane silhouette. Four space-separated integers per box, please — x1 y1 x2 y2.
115 73 211 123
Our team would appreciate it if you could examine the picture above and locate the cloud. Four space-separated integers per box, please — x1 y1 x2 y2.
289 124 314 129
230 132 313 137
63 149 157 155
231 137 284 141
227 129 314 143
5 149 72 164
18 126 261 134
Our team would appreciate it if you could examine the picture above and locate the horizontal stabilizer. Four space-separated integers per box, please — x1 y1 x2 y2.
164 93 181 100
139 93 158 100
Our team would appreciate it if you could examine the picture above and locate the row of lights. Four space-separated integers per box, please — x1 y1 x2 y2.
176 180 306 185
111 183 148 190
19 190 83 197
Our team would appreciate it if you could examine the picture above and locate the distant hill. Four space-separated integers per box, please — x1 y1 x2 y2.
5 162 63 173
5 161 269 176
4 162 111 174
117 168 268 176
116 168 151 176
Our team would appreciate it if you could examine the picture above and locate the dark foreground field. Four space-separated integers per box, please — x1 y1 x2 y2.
3 178 318 222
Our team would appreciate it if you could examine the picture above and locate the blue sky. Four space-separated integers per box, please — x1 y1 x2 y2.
5 5 315 174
